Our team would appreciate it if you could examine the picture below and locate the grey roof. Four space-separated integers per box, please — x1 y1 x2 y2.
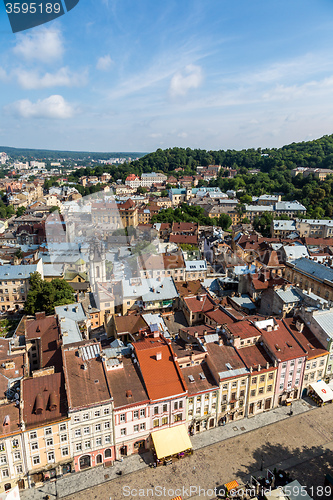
204 333 219 344
275 201 306 211
290 257 333 284
312 309 333 337
55 302 86 345
273 220 296 230
185 260 207 271
283 245 309 261
0 263 39 280
219 367 249 380
123 277 178 302
230 294 256 310
275 287 302 304
245 205 273 212
142 313 170 338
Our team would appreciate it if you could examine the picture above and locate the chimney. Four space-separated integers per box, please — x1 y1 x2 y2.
296 320 304 332
219 338 223 346
173 353 178 362
258 364 261 372
156 352 162 361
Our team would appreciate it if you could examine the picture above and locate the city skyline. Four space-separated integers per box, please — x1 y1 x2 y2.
1 0 333 151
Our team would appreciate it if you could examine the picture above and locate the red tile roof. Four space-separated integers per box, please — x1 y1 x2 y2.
226 320 261 340
260 320 307 362
63 344 111 410
25 314 62 372
22 372 68 429
283 317 328 360
169 234 198 245
134 337 187 401
204 308 236 326
184 294 216 313
106 356 149 409
0 403 21 438
206 342 247 381
236 344 275 374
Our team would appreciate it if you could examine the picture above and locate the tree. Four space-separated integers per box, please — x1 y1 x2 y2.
137 186 148 194
16 206 26 217
25 272 75 315
49 206 60 213
160 190 168 198
217 213 232 230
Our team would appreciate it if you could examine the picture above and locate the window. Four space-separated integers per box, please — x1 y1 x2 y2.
162 404 167 413
154 406 159 415
268 373 274 380
134 425 139 433
188 398 194 405
104 422 110 430
45 428 52 436
2 469 9 478
95 424 101 432
120 428 126 436
95 410 101 418
251 377 257 385
0 456 6 465
267 385 272 392
75 443 82 452
140 409 145 418
47 452 55 463
162 417 168 426
319 359 325 367
0 444 4 452
75 429 81 437
60 435 67 443
30 432 37 440
279 383 284 390
232 381 237 388
258 387 264 394
304 374 309 381
46 438 53 447
197 396 202 402
133 411 139 419
74 415 80 423
306 363 311 370
62 447 69 457
85 441 91 449
96 437 102 446
259 375 265 383
120 414 126 423
33 455 40 465
282 362 287 369
290 360 295 367
31 442 38 451
16 465 23 474
140 423 145 431
312 361 317 369
82 413 89 420
13 452 20 461
250 390 255 397
105 435 111 444
222 384 227 390
83 427 90 435
153 419 159 428
59 424 66 432
104 407 110 415
174 414 182 422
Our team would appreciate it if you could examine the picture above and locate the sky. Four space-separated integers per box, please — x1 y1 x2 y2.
1 0 333 152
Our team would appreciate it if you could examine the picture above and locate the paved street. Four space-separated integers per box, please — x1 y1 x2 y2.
21 400 333 500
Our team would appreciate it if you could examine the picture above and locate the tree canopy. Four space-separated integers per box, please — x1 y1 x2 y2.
25 272 75 315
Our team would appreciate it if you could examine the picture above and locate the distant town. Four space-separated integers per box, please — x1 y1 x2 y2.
0 138 332 499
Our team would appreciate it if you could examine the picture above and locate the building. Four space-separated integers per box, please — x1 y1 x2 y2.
117 199 138 227
122 277 178 315
62 342 114 471
256 318 306 406
185 260 208 281
133 333 188 436
271 220 297 238
284 257 333 301
284 317 329 396
106 350 150 458
137 252 186 282
141 173 167 187
0 260 44 312
181 294 216 326
21 371 72 485
294 219 333 238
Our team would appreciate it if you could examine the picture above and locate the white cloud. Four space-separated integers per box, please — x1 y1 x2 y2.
13 27 64 63
96 55 113 71
0 67 8 82
169 64 203 97
16 67 87 89
6 95 75 119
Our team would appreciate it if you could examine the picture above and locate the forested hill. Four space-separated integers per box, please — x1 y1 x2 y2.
128 134 333 174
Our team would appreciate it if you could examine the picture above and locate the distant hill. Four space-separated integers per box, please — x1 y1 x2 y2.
0 146 147 161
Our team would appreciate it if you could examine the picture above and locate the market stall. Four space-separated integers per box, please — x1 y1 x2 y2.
308 381 333 407
151 424 192 465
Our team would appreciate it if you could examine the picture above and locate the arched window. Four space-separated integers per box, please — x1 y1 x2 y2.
96 454 102 464
104 449 112 459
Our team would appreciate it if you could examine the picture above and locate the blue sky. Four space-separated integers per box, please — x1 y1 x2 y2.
1 0 333 152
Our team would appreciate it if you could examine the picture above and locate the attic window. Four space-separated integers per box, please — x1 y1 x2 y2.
3 415 9 426
188 375 195 383
286 342 293 348
199 372 206 380
274 344 281 351
35 393 44 414
126 390 133 398
94 379 99 384
49 392 58 411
